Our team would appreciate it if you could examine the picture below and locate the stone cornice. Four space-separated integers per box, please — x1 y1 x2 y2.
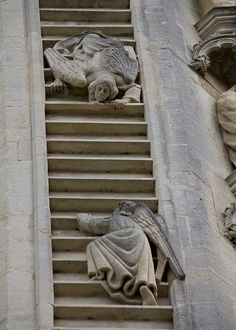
195 6 236 39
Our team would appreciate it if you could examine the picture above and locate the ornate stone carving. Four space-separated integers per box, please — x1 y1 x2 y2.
223 203 236 245
76 201 185 305
44 32 141 109
191 6 236 85
217 85 236 166
190 34 236 77
196 6 236 39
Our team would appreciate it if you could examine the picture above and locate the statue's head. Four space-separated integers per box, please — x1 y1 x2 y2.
88 74 118 102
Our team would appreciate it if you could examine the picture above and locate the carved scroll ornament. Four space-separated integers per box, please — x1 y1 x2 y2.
44 31 141 109
76 201 185 305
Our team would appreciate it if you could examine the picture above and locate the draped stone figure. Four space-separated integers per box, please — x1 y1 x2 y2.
217 85 236 166
76 201 185 305
44 32 141 109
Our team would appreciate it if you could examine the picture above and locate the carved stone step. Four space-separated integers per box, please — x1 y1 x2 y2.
48 154 153 173
52 236 95 251
46 114 145 123
53 327 174 330
41 23 133 37
54 304 173 321
53 251 87 273
53 319 174 330
54 280 106 297
39 0 130 9
52 230 89 238
42 37 136 50
51 212 110 231
49 192 158 212
49 173 155 193
53 277 169 299
55 295 170 307
47 137 150 155
40 8 131 23
46 118 147 136
53 318 174 330
45 100 144 117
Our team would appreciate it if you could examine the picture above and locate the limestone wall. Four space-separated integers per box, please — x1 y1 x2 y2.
132 0 236 329
0 0 36 328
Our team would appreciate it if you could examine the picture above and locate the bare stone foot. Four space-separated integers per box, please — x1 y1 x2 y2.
140 285 158 305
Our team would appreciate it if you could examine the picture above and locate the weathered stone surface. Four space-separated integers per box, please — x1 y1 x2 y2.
132 0 236 329
44 32 141 108
77 201 184 305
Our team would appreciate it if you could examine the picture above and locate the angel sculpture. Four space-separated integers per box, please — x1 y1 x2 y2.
44 31 141 109
76 201 185 305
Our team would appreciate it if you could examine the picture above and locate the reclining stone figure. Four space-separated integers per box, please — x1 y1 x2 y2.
44 31 141 109
76 201 185 305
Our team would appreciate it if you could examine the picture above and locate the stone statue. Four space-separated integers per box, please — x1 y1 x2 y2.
216 85 236 166
76 201 185 305
223 203 236 245
44 32 141 109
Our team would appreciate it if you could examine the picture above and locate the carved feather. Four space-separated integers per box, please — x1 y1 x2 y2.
99 47 139 84
132 203 185 280
44 48 87 88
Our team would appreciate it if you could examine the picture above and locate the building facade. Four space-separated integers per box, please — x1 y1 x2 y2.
0 0 236 329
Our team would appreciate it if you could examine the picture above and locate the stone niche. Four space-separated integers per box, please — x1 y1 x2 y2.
190 6 236 88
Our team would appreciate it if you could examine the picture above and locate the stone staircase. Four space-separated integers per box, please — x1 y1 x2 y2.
39 0 174 329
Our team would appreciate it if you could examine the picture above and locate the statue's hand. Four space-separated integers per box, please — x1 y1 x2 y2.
47 78 69 96
113 98 131 110
76 213 93 232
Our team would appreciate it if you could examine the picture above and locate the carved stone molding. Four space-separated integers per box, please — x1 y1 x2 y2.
199 1 236 16
191 6 236 84
195 6 236 40
190 34 236 75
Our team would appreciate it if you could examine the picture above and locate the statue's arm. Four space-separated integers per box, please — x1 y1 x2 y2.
76 213 112 235
113 84 141 110
122 83 141 103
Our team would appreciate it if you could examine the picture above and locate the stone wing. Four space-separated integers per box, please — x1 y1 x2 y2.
100 47 139 84
133 204 185 280
44 48 87 88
